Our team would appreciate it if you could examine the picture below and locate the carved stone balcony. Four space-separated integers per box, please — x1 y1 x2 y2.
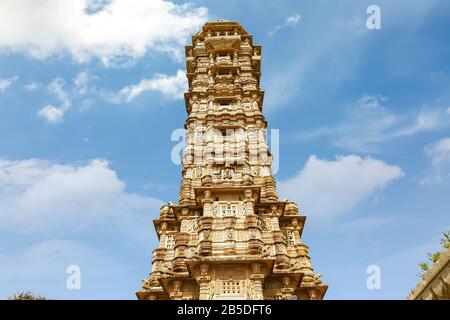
215 56 233 66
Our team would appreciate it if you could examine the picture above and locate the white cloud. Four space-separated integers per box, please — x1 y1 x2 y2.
279 154 404 222
0 0 209 66
73 70 96 96
109 69 187 103
0 158 163 236
298 95 450 152
425 137 450 166
0 76 18 92
36 69 185 120
269 14 301 36
37 105 65 123
24 81 41 91
36 72 96 122
420 137 450 185
48 78 71 109
37 78 71 123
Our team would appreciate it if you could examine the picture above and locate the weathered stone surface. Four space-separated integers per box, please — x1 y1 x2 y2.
408 247 450 300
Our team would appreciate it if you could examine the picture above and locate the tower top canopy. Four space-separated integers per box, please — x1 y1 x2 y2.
192 20 252 44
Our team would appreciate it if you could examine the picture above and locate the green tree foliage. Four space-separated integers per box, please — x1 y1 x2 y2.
8 291 47 300
418 230 450 277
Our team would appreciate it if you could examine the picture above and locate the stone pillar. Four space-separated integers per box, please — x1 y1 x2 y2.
273 230 289 269
202 190 213 216
250 263 264 300
197 277 211 300
224 216 237 255
179 178 193 205
172 232 189 274
243 189 255 215
199 216 213 256
291 218 302 244
264 176 278 202
197 264 211 300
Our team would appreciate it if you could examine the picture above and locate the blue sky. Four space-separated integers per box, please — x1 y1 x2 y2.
0 0 449 299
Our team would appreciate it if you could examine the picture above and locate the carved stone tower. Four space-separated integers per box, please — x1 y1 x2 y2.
136 20 327 300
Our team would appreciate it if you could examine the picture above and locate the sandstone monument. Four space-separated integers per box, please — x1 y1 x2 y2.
136 20 327 300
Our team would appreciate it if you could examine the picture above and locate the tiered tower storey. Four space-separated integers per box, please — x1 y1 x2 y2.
136 20 327 300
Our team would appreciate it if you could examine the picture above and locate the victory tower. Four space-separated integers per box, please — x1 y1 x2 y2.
136 20 327 300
